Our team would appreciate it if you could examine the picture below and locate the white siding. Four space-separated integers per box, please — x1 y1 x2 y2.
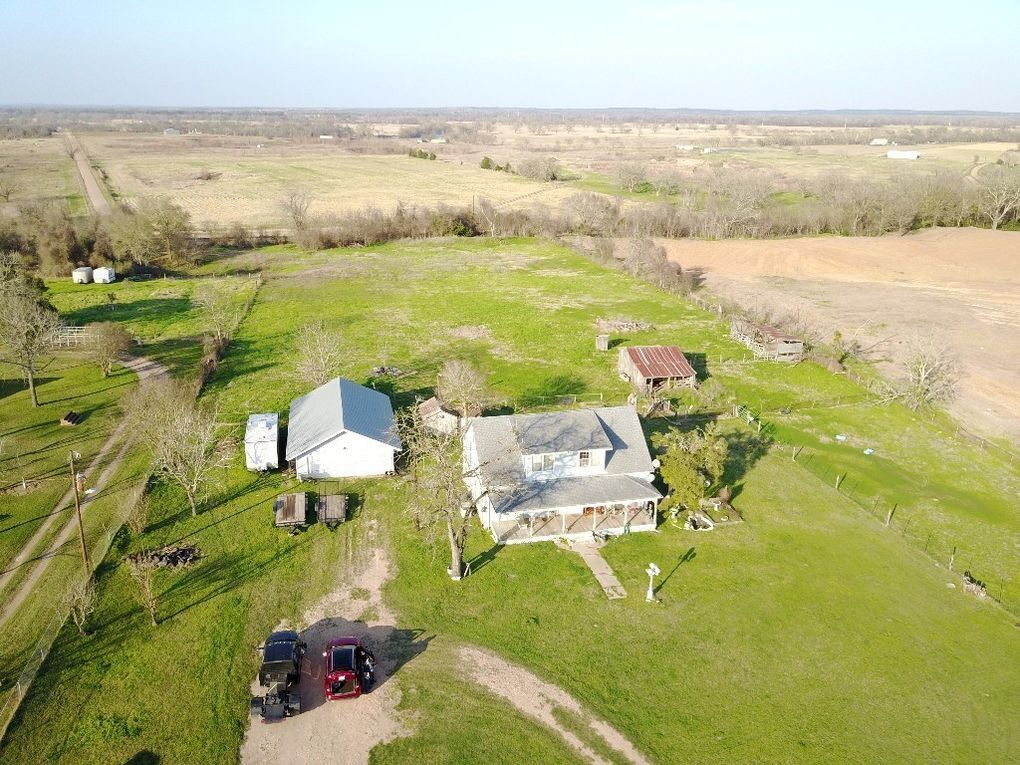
295 430 395 479
523 449 607 481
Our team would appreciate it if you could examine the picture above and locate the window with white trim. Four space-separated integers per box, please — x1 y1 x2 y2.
578 451 591 467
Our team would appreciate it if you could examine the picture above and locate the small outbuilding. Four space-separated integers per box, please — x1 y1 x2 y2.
93 266 116 284
887 150 920 160
285 377 401 479
869 138 889 146
417 396 460 436
72 267 93 284
245 413 280 471
618 346 697 392
730 319 803 362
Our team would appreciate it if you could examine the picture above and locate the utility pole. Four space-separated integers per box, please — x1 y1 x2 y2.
69 452 91 574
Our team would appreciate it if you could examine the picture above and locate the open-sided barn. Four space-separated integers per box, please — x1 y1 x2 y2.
617 345 697 392
730 318 803 362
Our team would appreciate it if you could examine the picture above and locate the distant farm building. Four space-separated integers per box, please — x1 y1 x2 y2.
887 150 920 160
730 319 803 362
675 144 696 152
245 413 279 471
71 267 93 284
93 266 116 283
163 127 180 136
869 138 889 146
285 377 401 479
618 346 697 392
319 134 335 140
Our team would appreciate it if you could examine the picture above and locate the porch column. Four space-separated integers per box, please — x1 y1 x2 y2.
561 512 566 534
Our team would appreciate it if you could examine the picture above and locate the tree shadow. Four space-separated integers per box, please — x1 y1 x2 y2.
518 374 587 409
466 542 502 575
124 751 160 765
0 377 57 402
721 428 773 502
295 617 432 713
61 296 193 329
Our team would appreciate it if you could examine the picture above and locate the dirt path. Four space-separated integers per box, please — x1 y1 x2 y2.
66 133 111 215
240 529 418 765
0 354 167 630
460 645 652 765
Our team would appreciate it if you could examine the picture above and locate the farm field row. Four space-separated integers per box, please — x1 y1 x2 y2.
1 238 1017 764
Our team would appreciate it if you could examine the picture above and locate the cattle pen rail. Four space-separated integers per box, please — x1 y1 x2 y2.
49 326 93 348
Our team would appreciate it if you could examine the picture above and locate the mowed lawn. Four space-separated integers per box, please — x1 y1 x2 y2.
1 237 1018 764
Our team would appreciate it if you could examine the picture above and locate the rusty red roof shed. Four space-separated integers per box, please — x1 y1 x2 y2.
623 346 696 380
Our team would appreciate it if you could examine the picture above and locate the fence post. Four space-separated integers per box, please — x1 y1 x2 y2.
948 546 956 572
885 504 896 527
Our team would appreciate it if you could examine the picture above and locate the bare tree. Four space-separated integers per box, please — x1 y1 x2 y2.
896 335 961 411
397 407 479 580
66 576 98 636
125 552 159 626
127 380 233 515
566 193 619 235
0 175 18 203
614 162 649 193
85 321 134 377
281 190 312 232
0 287 62 407
437 359 487 418
193 281 241 345
977 167 1020 230
293 320 347 385
126 488 149 536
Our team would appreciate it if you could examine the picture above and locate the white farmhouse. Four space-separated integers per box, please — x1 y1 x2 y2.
463 406 661 544
285 378 401 479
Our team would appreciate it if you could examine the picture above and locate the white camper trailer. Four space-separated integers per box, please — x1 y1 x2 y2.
72 267 94 284
93 266 116 283
245 413 279 471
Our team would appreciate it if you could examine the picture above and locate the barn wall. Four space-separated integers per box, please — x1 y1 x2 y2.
295 430 395 478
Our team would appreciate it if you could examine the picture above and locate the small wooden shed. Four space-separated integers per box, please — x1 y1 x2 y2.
417 396 460 435
730 319 803 362
618 346 697 392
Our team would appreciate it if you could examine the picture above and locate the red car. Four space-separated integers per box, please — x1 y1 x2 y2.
323 636 374 700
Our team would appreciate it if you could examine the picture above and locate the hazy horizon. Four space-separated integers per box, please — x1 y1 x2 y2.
3 0 1018 112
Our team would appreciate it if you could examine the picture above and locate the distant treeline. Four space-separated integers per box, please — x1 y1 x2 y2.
2 106 1019 143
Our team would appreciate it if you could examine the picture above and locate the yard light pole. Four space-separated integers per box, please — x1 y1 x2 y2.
69 451 91 575
645 562 660 603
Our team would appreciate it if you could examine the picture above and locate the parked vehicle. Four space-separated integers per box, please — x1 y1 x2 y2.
251 630 307 722
323 636 375 700
258 630 306 687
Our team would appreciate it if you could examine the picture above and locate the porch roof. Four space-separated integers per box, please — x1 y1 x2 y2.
491 474 661 515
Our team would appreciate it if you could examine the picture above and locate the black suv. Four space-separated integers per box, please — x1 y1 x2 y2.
258 630 307 687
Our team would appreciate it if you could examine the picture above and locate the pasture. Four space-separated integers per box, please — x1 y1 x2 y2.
1 238 1017 764
0 137 84 217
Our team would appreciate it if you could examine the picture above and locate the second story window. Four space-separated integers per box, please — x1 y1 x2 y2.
579 451 591 467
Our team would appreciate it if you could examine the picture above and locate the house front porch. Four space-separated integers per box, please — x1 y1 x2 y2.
491 502 657 544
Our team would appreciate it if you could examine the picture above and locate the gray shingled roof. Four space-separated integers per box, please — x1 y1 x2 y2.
285 378 401 460
468 405 654 486
491 474 661 514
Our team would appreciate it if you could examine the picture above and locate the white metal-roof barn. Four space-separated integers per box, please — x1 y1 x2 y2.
245 413 279 471
285 378 401 479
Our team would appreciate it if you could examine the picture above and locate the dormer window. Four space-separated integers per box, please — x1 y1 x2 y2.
579 451 591 467
531 454 554 472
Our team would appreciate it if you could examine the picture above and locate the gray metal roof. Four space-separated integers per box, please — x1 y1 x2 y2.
285 378 401 460
515 410 613 455
468 406 654 486
491 474 661 514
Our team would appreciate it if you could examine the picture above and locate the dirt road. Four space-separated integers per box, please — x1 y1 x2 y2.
66 133 111 215
655 227 1020 443
0 354 167 630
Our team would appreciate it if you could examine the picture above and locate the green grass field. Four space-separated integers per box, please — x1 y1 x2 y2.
1 237 1018 764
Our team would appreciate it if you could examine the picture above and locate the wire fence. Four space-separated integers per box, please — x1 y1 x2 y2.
735 403 1019 618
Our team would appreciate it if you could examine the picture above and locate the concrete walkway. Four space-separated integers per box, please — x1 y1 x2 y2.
571 541 627 600
0 354 167 630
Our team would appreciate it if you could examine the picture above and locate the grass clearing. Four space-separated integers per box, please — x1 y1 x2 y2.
1 237 1017 764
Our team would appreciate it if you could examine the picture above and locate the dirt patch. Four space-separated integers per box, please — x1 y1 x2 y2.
448 324 492 341
655 228 1020 443
459 645 651 765
595 317 652 333
240 537 427 765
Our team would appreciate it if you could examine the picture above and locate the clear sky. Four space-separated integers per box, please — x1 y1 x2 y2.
2 0 1017 111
